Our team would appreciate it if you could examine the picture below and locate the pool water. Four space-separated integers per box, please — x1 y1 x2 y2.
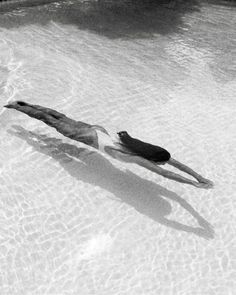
0 1 236 294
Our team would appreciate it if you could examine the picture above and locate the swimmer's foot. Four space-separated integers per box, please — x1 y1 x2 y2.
4 101 27 109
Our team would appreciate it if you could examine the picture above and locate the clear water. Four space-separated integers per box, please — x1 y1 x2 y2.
0 1 236 294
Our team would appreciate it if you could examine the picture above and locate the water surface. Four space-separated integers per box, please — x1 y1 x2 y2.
0 1 236 294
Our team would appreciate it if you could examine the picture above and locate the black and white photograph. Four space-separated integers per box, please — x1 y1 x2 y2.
0 0 235 294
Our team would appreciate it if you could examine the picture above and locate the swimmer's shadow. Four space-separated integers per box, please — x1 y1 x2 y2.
9 125 214 240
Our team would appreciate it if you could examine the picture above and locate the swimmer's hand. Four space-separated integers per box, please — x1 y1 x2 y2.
192 179 214 189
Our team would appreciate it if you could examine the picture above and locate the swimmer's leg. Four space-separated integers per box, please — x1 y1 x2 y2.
4 101 99 148
167 157 213 188
22 102 66 120
4 101 60 127
6 101 92 128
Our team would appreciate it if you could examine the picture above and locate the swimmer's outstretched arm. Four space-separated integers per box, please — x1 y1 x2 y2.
136 157 211 188
108 148 210 188
168 157 213 185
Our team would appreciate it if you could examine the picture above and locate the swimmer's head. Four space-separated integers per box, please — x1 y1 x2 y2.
117 131 129 139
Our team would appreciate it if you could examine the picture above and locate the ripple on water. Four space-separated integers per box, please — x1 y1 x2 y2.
0 40 25 114
0 65 9 95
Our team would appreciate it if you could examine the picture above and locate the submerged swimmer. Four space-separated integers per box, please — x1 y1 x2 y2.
4 101 213 189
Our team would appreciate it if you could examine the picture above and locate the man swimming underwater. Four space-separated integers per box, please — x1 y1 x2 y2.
4 101 213 189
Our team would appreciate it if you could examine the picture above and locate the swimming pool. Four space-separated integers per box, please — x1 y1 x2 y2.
0 0 236 294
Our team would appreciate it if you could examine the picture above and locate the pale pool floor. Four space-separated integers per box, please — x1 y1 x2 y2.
0 1 236 294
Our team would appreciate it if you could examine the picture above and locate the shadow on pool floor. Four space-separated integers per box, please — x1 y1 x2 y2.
9 125 215 240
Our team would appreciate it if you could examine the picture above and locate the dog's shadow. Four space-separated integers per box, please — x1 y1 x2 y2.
9 125 214 239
